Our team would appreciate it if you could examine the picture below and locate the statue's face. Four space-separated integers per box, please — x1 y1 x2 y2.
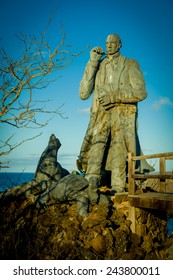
106 35 119 55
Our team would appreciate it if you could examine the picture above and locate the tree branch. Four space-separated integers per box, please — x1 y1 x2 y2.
0 19 86 168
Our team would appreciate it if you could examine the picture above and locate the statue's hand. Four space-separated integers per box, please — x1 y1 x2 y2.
98 95 111 106
98 89 111 106
90 46 104 61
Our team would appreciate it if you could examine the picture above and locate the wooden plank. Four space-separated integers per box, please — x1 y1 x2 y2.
129 193 173 211
132 152 173 161
132 174 173 180
128 205 136 233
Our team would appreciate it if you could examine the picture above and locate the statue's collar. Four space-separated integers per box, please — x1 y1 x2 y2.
103 52 121 64
106 52 120 61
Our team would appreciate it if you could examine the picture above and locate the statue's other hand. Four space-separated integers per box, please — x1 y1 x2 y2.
98 94 111 107
90 46 104 61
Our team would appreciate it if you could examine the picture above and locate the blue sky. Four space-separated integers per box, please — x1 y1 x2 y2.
0 0 173 173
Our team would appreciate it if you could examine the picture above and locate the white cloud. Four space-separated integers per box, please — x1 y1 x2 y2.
78 107 90 114
152 96 173 110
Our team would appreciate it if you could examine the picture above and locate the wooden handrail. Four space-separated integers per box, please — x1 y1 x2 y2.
128 151 173 233
128 152 173 195
132 152 173 161
132 174 173 179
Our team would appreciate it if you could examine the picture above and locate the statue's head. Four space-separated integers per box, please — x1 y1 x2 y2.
49 134 61 149
106 34 122 55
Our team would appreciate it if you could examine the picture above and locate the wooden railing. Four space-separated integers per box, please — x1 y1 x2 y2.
128 152 173 233
128 152 173 195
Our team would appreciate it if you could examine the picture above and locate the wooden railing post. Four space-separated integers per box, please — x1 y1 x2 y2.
160 157 166 192
128 152 136 233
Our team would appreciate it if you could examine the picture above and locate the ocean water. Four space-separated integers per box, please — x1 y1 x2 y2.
0 172 173 236
168 217 173 237
0 172 34 192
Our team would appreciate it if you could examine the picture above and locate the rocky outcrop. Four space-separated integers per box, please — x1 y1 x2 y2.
0 189 172 260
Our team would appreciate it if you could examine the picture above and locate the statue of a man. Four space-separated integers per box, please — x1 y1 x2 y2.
78 34 150 203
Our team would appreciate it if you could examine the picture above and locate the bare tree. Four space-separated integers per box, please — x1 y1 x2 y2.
0 19 83 168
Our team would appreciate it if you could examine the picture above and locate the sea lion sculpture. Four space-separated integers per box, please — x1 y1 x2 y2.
0 134 109 217
35 134 68 184
34 134 91 216
34 135 109 216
